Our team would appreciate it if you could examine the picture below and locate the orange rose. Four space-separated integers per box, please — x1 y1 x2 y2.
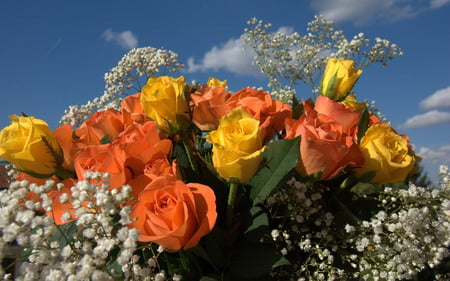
15 171 49 203
47 178 78 225
226 88 292 142
121 93 149 124
14 172 79 225
285 96 364 180
127 158 178 198
143 157 174 180
114 122 172 178
73 144 130 189
190 85 231 131
313 95 362 139
53 123 75 170
130 176 217 251
74 109 124 146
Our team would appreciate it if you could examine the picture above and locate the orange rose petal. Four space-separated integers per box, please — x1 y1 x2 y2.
130 176 217 250
184 183 217 249
127 174 152 199
48 186 75 225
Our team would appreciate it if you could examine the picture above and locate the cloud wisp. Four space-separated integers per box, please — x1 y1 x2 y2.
417 144 450 165
44 38 62 57
430 0 450 8
101 29 138 50
187 26 295 76
186 38 259 76
400 110 450 129
420 86 450 110
310 0 450 25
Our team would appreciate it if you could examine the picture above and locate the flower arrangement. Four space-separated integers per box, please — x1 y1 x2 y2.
1 17 450 281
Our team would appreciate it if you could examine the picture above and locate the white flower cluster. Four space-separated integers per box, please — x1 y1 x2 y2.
439 165 450 189
266 178 347 280
60 47 184 128
242 15 403 104
346 184 450 281
0 173 176 281
265 177 450 281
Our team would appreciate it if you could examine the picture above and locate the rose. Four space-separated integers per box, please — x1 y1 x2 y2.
140 76 190 132
47 178 79 225
313 95 363 139
110 121 173 196
53 123 76 170
15 171 50 203
207 77 227 88
0 115 63 176
206 107 265 183
354 124 416 184
320 58 362 100
226 88 292 142
114 122 172 177
121 93 149 124
341 94 366 113
190 85 231 131
74 109 125 146
130 176 217 251
73 144 130 189
285 97 364 180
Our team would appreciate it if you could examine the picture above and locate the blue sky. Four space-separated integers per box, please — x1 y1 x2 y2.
1 0 449 184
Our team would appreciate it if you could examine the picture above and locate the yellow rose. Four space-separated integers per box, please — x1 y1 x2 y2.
207 107 265 183
320 58 362 100
354 124 416 184
0 115 63 176
140 76 190 132
341 94 366 112
207 77 227 88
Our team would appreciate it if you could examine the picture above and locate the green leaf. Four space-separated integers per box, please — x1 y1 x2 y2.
339 175 358 189
41 136 64 166
71 131 80 140
248 137 300 206
173 142 190 171
272 256 291 268
297 168 324 182
229 241 280 280
244 206 270 243
100 134 111 145
199 277 221 281
291 95 303 120
357 170 377 183
357 108 370 144
52 221 78 248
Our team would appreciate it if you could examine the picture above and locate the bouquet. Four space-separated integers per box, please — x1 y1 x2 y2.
1 16 450 281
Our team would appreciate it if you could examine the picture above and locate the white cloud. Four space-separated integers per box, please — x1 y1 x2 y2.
277 26 295 35
186 38 259 76
400 110 450 129
187 26 294 76
430 0 450 8
420 86 450 110
101 28 138 50
417 145 450 164
310 0 448 25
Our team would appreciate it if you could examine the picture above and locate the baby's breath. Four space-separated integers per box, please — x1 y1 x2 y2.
60 47 184 128
0 173 176 280
242 16 402 104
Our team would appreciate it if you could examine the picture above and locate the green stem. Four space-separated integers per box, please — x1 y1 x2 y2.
55 166 76 180
180 133 198 172
332 196 360 226
227 178 239 228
